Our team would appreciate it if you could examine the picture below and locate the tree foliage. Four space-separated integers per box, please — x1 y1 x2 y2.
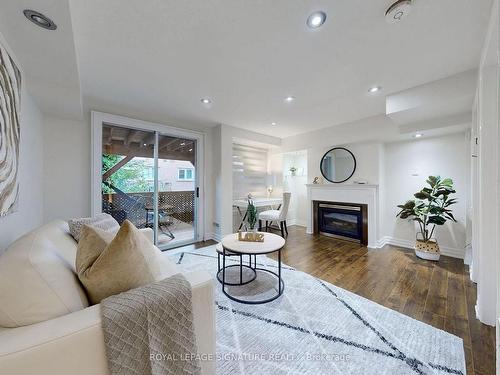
102 154 152 193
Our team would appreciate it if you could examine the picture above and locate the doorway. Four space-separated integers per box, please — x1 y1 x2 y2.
91 112 204 250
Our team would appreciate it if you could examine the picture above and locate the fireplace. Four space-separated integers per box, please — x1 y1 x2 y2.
313 201 368 245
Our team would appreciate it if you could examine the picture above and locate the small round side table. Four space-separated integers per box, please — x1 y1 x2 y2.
219 232 285 304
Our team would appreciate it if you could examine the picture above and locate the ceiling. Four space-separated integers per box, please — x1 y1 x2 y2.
0 0 82 119
0 0 493 137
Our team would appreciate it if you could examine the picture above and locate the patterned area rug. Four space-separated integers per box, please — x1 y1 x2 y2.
168 246 465 375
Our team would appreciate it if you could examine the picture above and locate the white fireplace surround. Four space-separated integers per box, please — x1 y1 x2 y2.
306 184 379 249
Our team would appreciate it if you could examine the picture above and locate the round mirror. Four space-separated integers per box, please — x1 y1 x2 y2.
320 147 356 183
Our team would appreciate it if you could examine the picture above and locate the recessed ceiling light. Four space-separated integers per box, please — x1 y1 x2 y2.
368 86 381 93
285 96 295 103
307 11 327 29
200 98 212 105
271 122 277 126
180 142 186 146
23 10 57 30
413 133 423 138
143 143 147 146
189 148 193 152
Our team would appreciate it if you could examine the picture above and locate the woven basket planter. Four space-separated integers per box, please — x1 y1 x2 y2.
415 238 440 261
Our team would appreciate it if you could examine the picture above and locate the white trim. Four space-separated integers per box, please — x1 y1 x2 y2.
305 184 380 190
479 0 499 69
286 218 307 227
377 236 465 259
91 111 205 246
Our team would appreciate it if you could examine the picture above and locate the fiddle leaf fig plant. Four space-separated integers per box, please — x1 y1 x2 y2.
396 176 457 242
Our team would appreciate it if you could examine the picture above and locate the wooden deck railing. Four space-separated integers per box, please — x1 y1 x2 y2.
102 191 194 227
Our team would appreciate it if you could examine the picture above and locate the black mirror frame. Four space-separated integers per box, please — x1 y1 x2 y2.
320 147 357 183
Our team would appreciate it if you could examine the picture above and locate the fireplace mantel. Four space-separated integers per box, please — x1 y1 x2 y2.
306 184 379 249
306 184 379 190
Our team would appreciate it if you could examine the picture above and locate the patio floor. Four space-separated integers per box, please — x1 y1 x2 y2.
157 218 194 248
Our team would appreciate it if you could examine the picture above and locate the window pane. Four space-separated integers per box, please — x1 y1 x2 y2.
101 125 154 230
157 135 196 248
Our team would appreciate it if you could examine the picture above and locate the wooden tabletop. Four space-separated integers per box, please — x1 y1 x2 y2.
221 232 285 255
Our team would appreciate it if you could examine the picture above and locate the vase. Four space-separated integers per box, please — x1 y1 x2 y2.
414 232 440 261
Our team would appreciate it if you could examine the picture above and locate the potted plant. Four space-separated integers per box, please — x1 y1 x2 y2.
246 199 258 232
396 176 457 261
289 166 297 176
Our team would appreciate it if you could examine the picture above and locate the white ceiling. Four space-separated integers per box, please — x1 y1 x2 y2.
0 0 82 119
0 0 493 137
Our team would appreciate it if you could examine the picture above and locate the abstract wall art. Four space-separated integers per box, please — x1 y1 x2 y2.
0 42 21 217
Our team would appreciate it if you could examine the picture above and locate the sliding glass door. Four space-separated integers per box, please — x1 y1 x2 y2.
95 114 202 250
155 134 197 248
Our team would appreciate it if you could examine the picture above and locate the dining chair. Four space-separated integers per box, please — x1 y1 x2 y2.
258 192 291 237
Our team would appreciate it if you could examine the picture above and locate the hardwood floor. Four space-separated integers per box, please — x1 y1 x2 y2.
267 225 496 375
181 226 495 374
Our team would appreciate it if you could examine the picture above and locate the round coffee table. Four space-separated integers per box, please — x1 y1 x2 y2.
220 232 285 304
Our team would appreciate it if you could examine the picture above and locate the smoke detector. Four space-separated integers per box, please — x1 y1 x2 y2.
385 0 412 24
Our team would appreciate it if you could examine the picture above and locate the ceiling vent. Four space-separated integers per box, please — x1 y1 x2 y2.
385 0 412 24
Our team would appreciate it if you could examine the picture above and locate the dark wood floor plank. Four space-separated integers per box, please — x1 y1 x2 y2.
424 266 448 316
402 263 433 320
385 258 420 312
446 267 468 320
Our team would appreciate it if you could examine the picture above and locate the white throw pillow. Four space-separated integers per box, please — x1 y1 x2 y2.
68 213 120 242
0 222 89 328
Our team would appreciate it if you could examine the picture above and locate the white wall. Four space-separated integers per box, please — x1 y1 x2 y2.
43 116 90 222
0 34 45 252
282 151 308 226
281 115 398 152
308 142 382 185
0 94 44 252
157 159 195 191
382 133 469 255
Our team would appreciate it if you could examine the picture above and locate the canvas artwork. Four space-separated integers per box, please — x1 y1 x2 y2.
0 42 21 217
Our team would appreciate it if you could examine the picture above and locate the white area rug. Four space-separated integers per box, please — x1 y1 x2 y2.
168 246 465 375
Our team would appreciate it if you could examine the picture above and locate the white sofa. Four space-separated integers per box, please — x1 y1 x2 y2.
0 220 216 375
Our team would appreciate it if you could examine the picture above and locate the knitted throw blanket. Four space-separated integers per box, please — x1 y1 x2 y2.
100 274 201 375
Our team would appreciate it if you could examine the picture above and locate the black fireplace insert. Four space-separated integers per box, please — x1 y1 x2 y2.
318 203 363 242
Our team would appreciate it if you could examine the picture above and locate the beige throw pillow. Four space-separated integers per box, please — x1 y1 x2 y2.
76 220 164 304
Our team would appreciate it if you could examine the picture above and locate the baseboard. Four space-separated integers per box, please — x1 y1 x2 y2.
205 232 222 242
287 218 307 227
377 236 465 259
